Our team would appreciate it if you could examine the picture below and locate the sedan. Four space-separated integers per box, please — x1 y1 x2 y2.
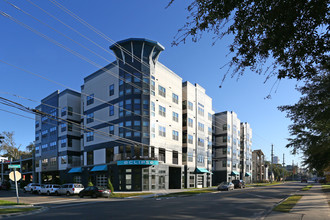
79 186 111 198
217 182 234 191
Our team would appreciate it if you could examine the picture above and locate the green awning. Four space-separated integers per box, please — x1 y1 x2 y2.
245 172 251 177
90 165 108 172
68 167 82 173
230 171 239 176
196 168 212 174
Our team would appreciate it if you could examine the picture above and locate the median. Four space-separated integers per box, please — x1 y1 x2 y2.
0 200 40 215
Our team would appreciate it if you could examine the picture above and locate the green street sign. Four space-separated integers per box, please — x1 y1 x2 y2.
8 165 21 169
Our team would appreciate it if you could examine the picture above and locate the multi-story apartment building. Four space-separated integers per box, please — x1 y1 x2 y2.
79 38 183 191
252 149 267 182
240 122 253 183
182 82 213 188
212 111 242 185
35 89 81 183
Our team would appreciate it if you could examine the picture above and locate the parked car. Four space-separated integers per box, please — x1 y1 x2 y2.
301 178 308 183
56 183 84 196
24 183 40 193
79 186 111 198
217 182 234 191
232 180 246 189
38 184 61 195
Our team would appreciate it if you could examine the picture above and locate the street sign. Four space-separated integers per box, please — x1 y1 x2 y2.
8 164 21 169
9 171 21 181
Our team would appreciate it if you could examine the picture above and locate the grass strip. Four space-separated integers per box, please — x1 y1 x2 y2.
301 185 313 191
273 195 303 212
0 207 40 215
110 193 152 198
0 200 26 206
246 182 283 187
158 189 216 198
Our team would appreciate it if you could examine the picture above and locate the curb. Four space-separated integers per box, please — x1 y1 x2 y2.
259 189 302 220
0 206 47 219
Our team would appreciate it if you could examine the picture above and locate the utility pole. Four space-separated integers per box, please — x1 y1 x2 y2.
292 160 294 181
282 154 285 182
270 144 274 182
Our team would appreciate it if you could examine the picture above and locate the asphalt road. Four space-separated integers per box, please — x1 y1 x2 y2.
7 182 306 220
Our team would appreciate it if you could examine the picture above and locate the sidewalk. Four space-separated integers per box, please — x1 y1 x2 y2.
265 184 330 220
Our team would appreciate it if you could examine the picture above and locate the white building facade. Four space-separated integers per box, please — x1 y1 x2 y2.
182 82 213 188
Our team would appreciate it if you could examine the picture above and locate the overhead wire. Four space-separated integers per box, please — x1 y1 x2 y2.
26 0 152 80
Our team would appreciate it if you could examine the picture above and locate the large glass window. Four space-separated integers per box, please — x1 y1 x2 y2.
109 84 114 96
198 122 204 132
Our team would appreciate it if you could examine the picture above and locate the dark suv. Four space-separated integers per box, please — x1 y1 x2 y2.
232 180 245 189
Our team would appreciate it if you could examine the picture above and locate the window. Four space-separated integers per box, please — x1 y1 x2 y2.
133 72 141 83
61 139 67 148
109 105 114 116
109 125 114 135
87 151 93 165
188 101 193 111
198 137 204 147
151 101 155 116
61 107 67 116
134 131 141 137
87 94 94 105
159 105 166 117
109 84 114 96
159 148 165 162
86 132 94 142
158 126 166 137
49 127 57 134
208 113 212 121
188 118 193 127
41 130 48 137
125 121 132 127
172 93 179 104
119 101 124 117
134 99 141 110
87 113 94 123
119 122 124 137
173 151 178 164
188 135 193 144
198 122 204 132
68 106 73 116
151 80 155 96
223 136 227 143
158 85 166 97
133 120 141 127
143 100 149 110
68 123 73 132
35 121 40 128
50 141 57 150
172 112 179 122
126 132 132 137
188 152 193 162
125 99 132 110
60 123 66 132
208 127 212 135
172 130 179 141
198 106 204 116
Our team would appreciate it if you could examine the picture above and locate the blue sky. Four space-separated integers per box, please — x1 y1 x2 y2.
0 0 302 166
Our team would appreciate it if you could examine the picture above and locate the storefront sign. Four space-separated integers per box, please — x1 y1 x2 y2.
117 160 159 166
